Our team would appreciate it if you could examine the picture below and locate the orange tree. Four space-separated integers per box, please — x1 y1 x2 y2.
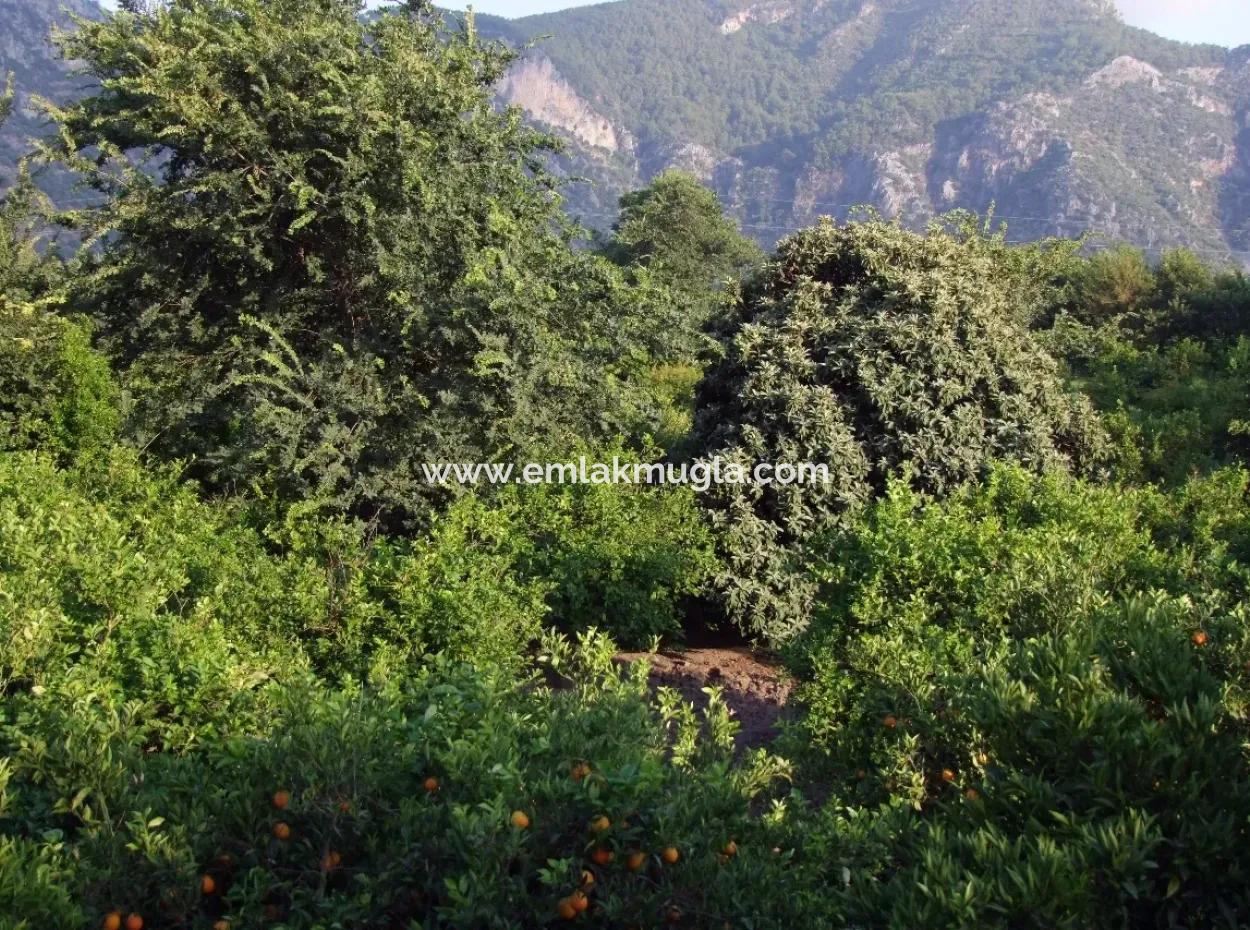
786 465 1250 927
1 627 827 928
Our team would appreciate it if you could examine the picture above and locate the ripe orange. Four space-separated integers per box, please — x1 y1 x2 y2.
661 846 680 865
423 776 440 793
273 821 291 841
510 810 531 829
722 840 738 857
1192 631 1209 647
590 815 611 833
321 850 343 871
272 789 291 810
571 762 591 782
883 714 898 729
626 850 647 871
941 768 956 784
580 869 596 887
337 799 352 813
103 913 122 930
213 922 230 930
556 897 577 920
570 890 590 914
590 846 614 866
125 916 144 930
201 874 217 895
964 788 980 801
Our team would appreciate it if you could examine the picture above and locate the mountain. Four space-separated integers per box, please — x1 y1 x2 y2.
0 0 101 203
3 0 1249 263
476 0 1250 264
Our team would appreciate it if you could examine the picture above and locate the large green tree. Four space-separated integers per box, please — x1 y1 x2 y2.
45 0 669 523
693 215 1109 641
603 170 761 323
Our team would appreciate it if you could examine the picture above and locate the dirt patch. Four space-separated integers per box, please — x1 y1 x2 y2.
614 646 793 753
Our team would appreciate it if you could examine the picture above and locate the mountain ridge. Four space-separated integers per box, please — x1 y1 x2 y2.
2 0 1248 262
474 0 1250 263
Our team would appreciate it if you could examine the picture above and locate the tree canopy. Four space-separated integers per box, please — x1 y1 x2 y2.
45 0 672 523
694 215 1108 640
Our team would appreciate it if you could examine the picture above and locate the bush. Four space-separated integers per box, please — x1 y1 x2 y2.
0 112 116 461
693 216 1107 642
807 594 1250 929
785 466 1250 928
0 630 812 929
0 449 547 702
1056 317 1250 483
0 311 119 459
509 476 719 646
386 469 719 650
1069 244 1157 322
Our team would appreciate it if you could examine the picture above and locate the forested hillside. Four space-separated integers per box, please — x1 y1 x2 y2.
2 1 1250 928
477 0 1250 263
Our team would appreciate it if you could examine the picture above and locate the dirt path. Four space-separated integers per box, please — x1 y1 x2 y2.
614 646 793 752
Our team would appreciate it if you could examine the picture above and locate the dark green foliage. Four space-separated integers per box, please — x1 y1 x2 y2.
375 467 719 651
694 215 1107 641
1051 246 1250 483
45 0 670 524
603 170 762 345
0 78 118 460
4 2 1250 927
789 466 1250 928
508 475 719 645
1 621 803 928
0 311 119 459
1061 325 1250 484
1070 244 1158 322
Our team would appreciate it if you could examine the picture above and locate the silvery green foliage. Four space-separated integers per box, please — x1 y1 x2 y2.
695 215 1109 642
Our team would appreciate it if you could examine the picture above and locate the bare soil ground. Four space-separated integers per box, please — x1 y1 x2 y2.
614 645 793 753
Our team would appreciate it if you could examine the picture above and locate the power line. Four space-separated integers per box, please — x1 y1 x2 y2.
569 206 1250 260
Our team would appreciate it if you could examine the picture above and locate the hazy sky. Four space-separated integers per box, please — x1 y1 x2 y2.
450 0 1250 46
92 0 1250 47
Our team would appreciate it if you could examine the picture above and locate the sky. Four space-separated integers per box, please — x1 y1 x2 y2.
447 0 1250 46
92 0 1250 47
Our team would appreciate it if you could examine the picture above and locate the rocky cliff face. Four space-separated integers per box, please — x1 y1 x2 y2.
4 0 1249 263
497 57 633 155
483 0 1250 265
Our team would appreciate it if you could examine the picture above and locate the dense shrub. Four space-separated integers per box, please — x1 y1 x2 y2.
0 99 116 461
1069 244 1158 322
505 462 719 645
786 466 1250 928
1054 317 1250 483
0 629 815 930
0 311 119 459
388 470 719 649
0 449 548 701
0 442 718 701
693 216 1107 642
